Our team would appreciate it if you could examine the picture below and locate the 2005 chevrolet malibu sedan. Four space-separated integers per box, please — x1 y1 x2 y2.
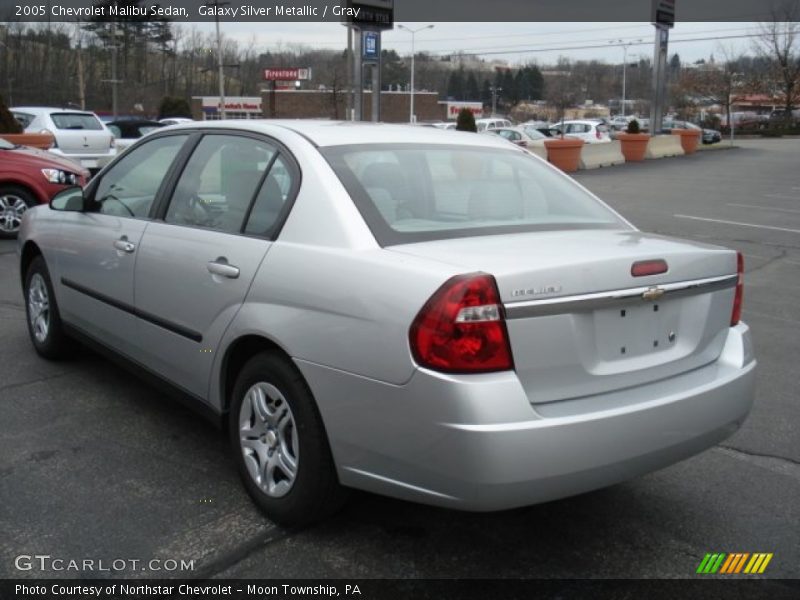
18 121 756 526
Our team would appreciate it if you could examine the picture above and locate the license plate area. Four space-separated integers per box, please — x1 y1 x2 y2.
593 299 681 361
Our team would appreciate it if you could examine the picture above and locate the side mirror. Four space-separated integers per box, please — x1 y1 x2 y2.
50 186 85 212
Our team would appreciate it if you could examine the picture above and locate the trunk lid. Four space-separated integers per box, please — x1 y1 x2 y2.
49 112 113 155
391 230 738 404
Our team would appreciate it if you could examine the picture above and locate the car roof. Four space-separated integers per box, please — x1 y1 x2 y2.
162 119 519 150
11 107 98 115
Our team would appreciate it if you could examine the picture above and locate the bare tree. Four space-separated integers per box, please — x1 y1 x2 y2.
679 46 743 129
753 4 800 118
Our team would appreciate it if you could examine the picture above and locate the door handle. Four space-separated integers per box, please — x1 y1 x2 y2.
113 238 135 253
207 259 240 279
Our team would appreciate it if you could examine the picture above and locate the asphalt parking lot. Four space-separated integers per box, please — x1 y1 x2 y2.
1 138 799 584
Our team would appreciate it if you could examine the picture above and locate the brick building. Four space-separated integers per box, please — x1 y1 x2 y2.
191 91 444 122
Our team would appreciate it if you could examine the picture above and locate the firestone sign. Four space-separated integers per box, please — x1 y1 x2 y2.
444 101 484 120
263 68 312 81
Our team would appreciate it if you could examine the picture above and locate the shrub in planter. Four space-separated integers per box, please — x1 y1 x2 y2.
543 137 584 172
616 118 649 162
671 128 701 154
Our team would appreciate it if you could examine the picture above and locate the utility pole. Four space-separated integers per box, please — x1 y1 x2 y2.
397 24 434 123
75 22 85 110
111 20 118 118
609 39 642 117
204 0 230 120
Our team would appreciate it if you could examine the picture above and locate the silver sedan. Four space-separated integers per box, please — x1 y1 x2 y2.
17 121 755 526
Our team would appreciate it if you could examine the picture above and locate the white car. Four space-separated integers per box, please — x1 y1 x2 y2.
549 120 611 144
11 107 116 172
476 118 512 132
486 126 548 148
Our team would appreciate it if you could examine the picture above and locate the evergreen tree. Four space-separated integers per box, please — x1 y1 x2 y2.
456 107 477 132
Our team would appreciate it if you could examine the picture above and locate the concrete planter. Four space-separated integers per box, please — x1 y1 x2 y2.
0 132 55 150
617 133 650 162
544 138 584 173
670 128 701 154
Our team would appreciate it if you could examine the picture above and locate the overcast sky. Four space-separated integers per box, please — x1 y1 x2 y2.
204 21 762 65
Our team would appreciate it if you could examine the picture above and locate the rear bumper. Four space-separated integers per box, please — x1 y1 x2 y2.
298 323 755 511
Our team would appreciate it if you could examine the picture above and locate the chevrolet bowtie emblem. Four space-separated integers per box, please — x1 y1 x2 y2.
642 286 665 301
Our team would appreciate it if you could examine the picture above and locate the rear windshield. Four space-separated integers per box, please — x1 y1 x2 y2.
51 113 103 130
322 144 627 246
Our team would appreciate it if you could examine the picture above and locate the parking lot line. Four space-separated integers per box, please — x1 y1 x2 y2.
765 193 800 200
673 214 800 234
728 203 800 215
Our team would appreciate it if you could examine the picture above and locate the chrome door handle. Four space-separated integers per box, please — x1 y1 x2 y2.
207 260 240 279
113 239 136 253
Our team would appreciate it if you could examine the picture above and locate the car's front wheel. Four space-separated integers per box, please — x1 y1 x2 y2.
24 255 71 359
229 352 346 526
0 185 36 239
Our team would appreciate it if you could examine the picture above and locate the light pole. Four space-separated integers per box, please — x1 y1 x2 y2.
610 39 642 117
397 24 434 123
490 86 502 117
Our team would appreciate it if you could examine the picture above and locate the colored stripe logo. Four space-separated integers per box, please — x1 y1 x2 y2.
697 553 773 574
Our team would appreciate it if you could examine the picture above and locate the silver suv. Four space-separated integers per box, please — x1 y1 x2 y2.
11 107 116 171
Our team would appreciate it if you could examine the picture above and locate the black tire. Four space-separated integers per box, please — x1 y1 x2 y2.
229 352 347 527
0 185 37 239
24 255 71 359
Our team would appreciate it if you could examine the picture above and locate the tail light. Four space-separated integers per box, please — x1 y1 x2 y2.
596 128 602 139
731 252 744 326
409 273 513 373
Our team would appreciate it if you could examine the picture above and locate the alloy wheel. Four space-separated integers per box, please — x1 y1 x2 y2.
0 194 28 234
28 273 50 343
238 382 299 498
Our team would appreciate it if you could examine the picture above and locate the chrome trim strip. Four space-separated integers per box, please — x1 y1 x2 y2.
504 273 737 319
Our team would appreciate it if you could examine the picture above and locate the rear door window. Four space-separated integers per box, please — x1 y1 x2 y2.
164 134 276 234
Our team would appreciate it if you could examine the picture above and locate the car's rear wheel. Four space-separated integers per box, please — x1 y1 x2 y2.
0 186 36 239
24 255 71 359
229 352 346 527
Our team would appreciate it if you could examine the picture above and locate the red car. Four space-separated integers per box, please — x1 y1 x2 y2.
0 137 90 238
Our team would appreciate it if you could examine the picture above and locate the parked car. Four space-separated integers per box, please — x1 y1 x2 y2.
159 117 195 126
432 122 457 130
662 120 721 144
520 121 553 137
549 119 611 143
18 121 755 526
11 107 116 173
475 117 512 132
0 137 89 238
107 119 166 153
609 115 635 131
486 126 548 148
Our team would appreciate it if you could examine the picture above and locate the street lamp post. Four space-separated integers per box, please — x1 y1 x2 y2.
610 39 642 118
397 24 434 123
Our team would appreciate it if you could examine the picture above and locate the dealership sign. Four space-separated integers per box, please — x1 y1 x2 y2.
200 97 262 113
263 68 312 81
444 101 484 120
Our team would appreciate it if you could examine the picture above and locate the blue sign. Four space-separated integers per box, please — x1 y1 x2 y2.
362 31 380 62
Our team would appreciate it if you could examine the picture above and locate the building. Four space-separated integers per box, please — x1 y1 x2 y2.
191 91 444 123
